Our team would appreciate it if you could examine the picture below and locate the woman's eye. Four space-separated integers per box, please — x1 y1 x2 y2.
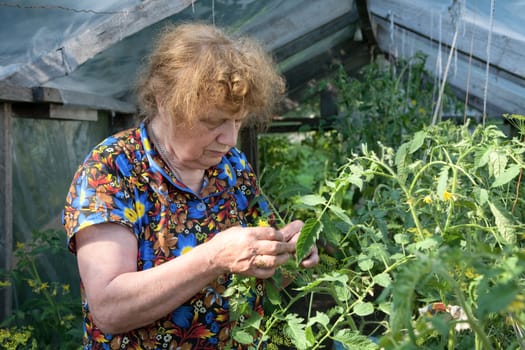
203 119 223 128
202 117 243 129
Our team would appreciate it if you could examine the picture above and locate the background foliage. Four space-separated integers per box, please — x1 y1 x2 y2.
0 230 82 349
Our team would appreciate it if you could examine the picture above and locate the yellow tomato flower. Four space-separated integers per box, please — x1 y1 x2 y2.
506 294 525 312
0 280 11 288
464 267 480 279
443 191 456 201
423 195 432 204
257 218 270 227
27 279 37 288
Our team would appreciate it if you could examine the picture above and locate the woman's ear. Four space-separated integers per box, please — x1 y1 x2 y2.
155 96 164 112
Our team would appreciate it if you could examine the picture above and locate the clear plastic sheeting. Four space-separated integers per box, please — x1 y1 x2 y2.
10 114 110 287
399 0 525 40
467 0 525 35
0 0 143 80
11 115 110 239
367 0 525 117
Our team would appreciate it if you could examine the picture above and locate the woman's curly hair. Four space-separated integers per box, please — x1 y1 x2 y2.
135 22 286 128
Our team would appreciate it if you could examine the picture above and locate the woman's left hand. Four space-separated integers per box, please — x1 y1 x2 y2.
280 220 320 268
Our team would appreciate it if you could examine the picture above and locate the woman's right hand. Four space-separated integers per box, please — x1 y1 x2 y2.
207 225 295 279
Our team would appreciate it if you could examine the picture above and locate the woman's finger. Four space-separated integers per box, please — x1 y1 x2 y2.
279 220 304 242
299 246 320 268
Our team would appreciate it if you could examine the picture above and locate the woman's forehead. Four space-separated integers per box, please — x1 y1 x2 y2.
200 104 248 119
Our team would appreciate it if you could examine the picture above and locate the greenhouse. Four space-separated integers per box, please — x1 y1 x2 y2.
1 0 525 348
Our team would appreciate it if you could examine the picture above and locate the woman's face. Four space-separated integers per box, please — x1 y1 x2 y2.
163 106 246 171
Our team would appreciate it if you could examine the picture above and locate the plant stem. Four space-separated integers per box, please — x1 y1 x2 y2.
364 157 425 240
29 258 63 324
512 160 523 214
442 272 494 350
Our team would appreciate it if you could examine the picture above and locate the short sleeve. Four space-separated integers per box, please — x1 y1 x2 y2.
62 151 136 254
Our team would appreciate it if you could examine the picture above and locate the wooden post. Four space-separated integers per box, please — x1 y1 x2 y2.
0 102 13 320
240 126 259 175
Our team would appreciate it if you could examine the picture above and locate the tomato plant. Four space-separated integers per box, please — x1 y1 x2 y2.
256 119 525 350
256 56 525 349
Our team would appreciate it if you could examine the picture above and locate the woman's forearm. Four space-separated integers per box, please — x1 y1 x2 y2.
85 241 220 333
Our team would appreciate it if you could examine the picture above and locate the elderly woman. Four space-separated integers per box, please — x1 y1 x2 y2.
62 23 319 349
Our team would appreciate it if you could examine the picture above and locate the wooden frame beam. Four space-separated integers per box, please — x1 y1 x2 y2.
11 103 98 121
32 87 136 114
0 103 13 320
0 82 136 116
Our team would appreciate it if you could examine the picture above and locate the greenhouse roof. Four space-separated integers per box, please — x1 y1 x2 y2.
0 0 362 115
0 0 524 117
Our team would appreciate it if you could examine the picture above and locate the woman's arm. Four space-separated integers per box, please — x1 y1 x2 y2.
76 222 294 334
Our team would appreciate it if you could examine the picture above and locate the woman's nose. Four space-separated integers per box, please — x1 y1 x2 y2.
217 120 239 147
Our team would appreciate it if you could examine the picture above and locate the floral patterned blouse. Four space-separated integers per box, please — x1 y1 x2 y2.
63 122 270 349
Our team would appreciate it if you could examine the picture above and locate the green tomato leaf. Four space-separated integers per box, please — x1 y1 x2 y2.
284 314 310 350
492 164 521 187
488 150 508 178
296 218 322 264
409 130 426 154
307 311 330 327
488 201 516 244
477 281 518 316
357 253 374 271
394 233 411 245
300 194 326 207
265 279 281 305
373 273 392 287
409 237 440 251
346 165 364 190
353 302 374 316
329 205 353 225
395 142 410 167
474 146 490 169
305 325 315 346
294 271 349 292
334 284 351 302
437 166 449 200
333 329 379 350
232 329 253 345
474 188 489 206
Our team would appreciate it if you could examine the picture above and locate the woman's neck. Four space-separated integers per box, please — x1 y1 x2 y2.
148 120 205 193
